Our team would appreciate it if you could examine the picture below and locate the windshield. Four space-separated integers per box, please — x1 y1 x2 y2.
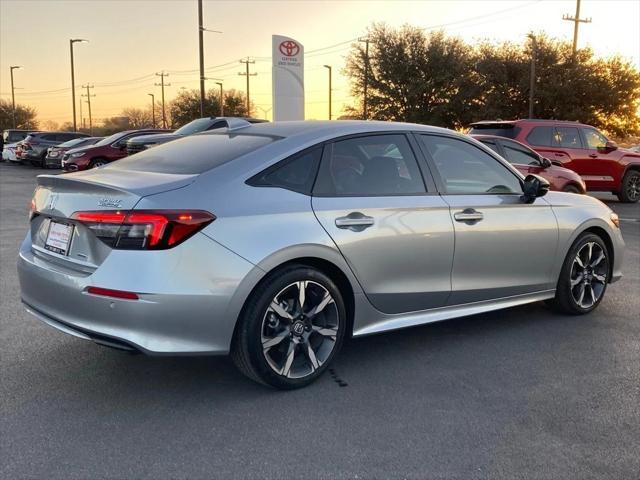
109 133 276 174
174 118 216 136
94 132 126 147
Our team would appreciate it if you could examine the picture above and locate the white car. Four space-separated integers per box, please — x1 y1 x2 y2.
2 142 19 162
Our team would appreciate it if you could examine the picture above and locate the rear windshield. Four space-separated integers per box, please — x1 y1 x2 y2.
3 131 29 143
468 124 520 139
174 118 216 136
59 138 89 148
109 133 277 174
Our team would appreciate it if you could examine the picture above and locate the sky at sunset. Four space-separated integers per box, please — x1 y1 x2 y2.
1 0 639 126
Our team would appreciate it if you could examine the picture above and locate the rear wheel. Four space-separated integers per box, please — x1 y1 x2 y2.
548 233 610 315
232 265 346 389
562 184 581 194
617 170 640 203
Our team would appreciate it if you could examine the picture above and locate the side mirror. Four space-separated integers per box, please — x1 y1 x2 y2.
601 140 618 152
540 157 552 168
521 174 550 204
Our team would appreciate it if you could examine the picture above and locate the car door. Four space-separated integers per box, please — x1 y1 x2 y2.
417 134 558 305
577 127 620 190
311 133 454 314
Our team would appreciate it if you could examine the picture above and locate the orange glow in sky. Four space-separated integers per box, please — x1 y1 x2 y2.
1 0 639 125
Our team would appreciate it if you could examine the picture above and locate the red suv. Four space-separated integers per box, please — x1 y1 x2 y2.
470 134 586 194
62 129 170 172
469 120 640 203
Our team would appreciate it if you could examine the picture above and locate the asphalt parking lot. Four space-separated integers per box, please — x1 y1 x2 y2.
1 162 638 480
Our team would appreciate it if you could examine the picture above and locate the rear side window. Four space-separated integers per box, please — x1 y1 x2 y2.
314 134 426 196
556 127 582 148
478 139 501 154
109 133 276 174
526 126 554 146
248 147 322 194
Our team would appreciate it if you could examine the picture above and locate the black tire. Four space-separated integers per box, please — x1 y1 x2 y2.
232 265 346 389
562 184 581 194
89 158 107 169
616 170 640 203
547 232 610 315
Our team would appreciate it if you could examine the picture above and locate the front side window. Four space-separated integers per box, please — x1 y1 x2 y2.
501 140 540 165
526 126 554 147
313 134 426 196
582 128 608 149
555 127 582 148
419 135 522 195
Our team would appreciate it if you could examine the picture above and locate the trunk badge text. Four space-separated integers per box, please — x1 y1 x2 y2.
98 198 123 208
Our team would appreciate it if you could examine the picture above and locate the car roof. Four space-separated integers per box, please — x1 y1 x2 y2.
470 119 585 126
199 120 454 141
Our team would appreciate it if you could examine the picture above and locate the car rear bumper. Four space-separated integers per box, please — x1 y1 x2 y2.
17 231 258 355
45 157 62 168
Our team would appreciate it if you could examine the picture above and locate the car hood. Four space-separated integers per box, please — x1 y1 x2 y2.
127 133 180 146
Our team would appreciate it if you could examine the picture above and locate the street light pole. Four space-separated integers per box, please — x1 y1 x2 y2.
215 82 224 116
10 66 22 129
148 93 156 128
69 38 88 132
323 65 332 120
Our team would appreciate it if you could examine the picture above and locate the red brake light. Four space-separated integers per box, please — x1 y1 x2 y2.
70 210 215 250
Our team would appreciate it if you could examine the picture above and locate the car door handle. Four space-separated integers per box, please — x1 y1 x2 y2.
335 212 374 230
589 153 598 158
454 209 484 223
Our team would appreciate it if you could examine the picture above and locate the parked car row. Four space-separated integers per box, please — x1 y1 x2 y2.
3 117 638 202
468 119 640 202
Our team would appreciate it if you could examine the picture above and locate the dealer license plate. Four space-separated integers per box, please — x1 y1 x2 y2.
44 221 74 255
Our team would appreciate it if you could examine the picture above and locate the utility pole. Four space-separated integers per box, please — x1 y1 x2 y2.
239 58 257 116
155 72 171 128
10 66 22 128
148 93 156 128
69 38 88 131
197 0 222 118
358 37 370 120
81 84 95 135
323 65 332 120
563 0 592 55
528 33 536 119
215 82 224 116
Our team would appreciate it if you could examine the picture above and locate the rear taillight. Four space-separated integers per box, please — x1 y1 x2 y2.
70 210 215 250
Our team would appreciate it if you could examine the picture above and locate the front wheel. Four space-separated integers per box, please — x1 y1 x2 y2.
562 184 581 194
617 170 640 203
548 233 610 315
232 265 346 389
90 159 107 169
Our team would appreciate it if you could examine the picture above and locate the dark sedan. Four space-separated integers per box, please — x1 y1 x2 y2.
45 137 103 168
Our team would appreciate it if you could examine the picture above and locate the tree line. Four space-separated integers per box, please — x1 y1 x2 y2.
0 88 251 134
345 24 640 137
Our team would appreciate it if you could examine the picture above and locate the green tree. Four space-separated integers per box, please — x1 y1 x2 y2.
345 24 640 136
345 25 475 127
168 88 252 128
0 99 38 130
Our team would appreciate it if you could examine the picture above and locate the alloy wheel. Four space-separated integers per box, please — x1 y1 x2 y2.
570 241 608 309
626 173 640 201
261 281 339 379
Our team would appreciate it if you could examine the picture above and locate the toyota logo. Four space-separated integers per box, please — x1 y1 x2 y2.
279 40 300 57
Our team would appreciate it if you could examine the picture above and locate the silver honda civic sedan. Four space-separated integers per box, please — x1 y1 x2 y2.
18 120 624 389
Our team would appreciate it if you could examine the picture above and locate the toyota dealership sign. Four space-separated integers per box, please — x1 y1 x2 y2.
272 35 304 121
